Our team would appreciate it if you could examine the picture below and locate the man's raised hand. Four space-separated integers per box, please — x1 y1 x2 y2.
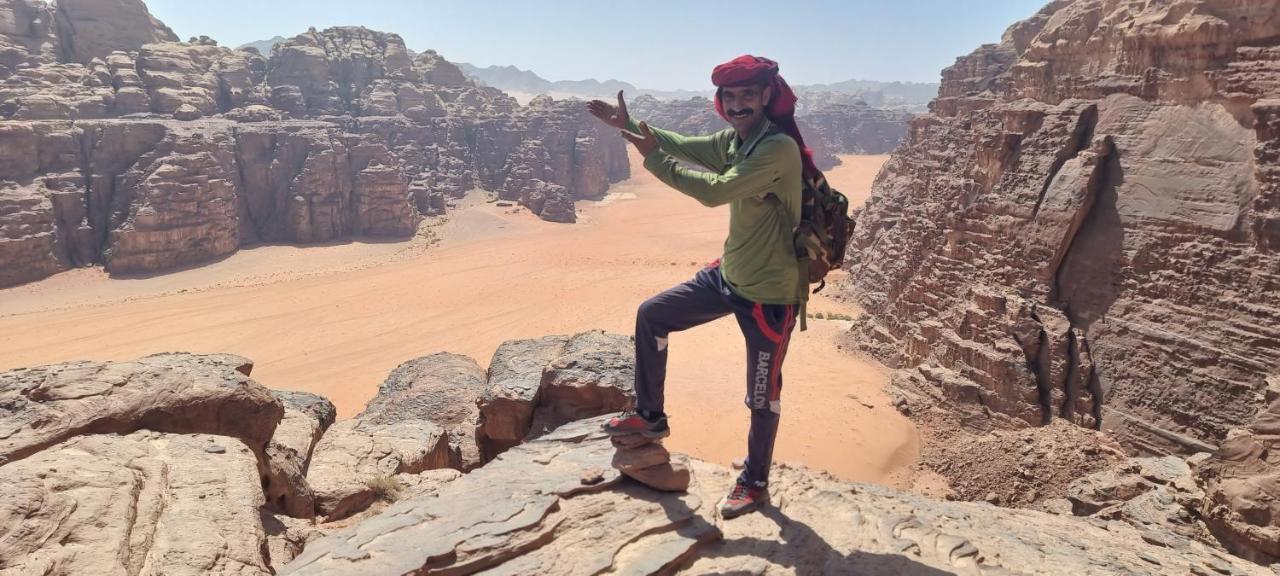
587 90 630 129
621 121 659 157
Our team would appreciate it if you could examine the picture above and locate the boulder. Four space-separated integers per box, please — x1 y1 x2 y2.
477 334 569 457
359 352 486 469
530 330 635 435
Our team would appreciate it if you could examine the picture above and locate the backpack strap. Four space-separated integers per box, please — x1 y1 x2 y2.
746 124 812 331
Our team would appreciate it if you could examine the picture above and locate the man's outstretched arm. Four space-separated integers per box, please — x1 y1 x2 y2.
639 134 800 208
622 117 729 172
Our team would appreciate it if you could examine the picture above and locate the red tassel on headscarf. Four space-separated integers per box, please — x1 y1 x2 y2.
711 55 817 178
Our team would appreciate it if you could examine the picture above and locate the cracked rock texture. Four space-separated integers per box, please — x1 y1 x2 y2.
0 6 628 287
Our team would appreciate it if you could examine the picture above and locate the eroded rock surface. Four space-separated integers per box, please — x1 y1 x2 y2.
264 390 337 517
478 334 569 457
306 419 451 521
360 352 486 469
283 417 715 575
0 431 270 576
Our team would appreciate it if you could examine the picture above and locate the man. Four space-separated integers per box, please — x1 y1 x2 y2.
587 55 818 519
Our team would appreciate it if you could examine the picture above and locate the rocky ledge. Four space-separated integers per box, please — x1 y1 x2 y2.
0 335 1273 575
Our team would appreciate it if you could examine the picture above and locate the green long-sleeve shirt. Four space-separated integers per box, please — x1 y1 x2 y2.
628 117 804 305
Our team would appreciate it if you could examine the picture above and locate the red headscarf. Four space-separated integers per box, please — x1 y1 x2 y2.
711 55 817 178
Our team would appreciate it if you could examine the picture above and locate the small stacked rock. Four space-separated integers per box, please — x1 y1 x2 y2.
609 432 691 492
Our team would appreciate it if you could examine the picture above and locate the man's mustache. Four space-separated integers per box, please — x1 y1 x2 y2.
728 108 755 117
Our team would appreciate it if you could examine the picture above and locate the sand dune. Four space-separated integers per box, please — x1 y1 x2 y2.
0 152 915 487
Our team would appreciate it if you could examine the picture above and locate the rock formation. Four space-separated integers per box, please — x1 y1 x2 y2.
1 340 1273 574
842 0 1280 560
1196 381 1280 564
0 6 628 289
846 1 1280 451
611 431 693 492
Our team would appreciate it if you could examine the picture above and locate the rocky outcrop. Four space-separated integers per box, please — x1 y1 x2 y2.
1196 382 1280 564
306 419 451 521
0 17 629 287
264 391 337 518
611 431 692 492
285 415 1269 576
2 343 1273 575
478 334 570 456
359 352 487 470
53 0 177 64
845 0 1280 463
531 330 635 433
799 99 912 154
1057 455 1221 551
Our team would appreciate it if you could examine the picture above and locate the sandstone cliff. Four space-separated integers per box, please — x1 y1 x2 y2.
0 5 628 288
846 0 1279 452
842 0 1280 562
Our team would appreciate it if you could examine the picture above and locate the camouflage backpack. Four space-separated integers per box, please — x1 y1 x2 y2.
747 128 855 330
792 170 854 294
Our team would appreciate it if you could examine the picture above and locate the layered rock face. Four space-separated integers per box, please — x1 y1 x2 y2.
0 12 627 288
843 0 1280 560
846 0 1280 450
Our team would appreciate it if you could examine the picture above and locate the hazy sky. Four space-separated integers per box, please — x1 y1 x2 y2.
146 0 1047 90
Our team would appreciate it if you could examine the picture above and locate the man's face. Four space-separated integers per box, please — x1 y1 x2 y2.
720 84 771 134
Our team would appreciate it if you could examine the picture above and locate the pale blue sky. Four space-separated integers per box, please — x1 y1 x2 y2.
146 0 1047 89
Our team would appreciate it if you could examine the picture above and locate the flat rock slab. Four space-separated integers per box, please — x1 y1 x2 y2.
282 416 718 575
684 462 1269 576
0 352 283 465
0 431 270 576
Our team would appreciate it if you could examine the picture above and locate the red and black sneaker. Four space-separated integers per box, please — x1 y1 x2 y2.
720 481 769 519
602 410 670 439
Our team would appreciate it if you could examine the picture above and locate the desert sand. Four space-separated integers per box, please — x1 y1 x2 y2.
0 152 916 487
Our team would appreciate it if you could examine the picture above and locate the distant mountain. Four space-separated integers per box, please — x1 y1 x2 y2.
457 62 936 111
237 36 286 54
795 80 938 110
457 63 707 101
